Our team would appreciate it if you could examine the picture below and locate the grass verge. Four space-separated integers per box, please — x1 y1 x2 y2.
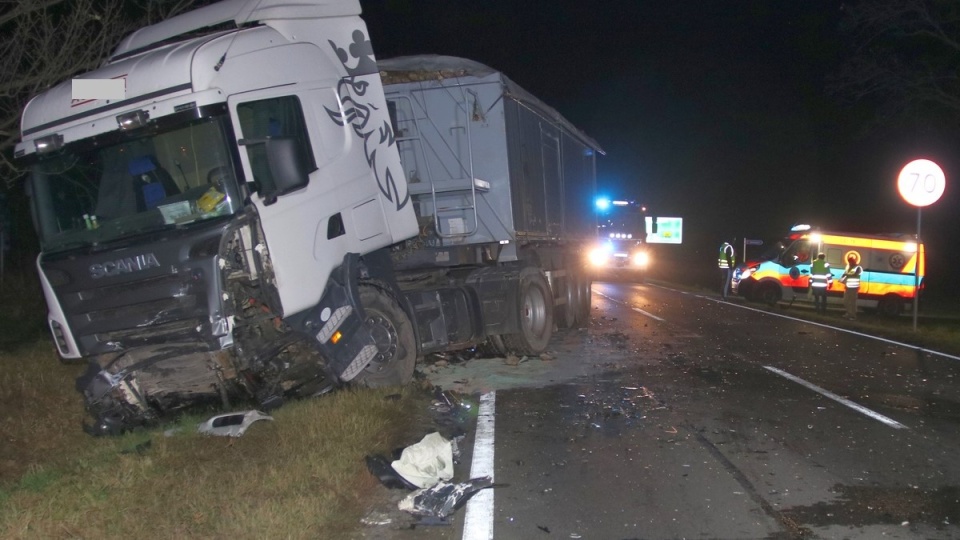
0 340 431 539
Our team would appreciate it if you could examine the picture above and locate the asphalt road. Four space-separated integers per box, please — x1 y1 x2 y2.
355 280 960 540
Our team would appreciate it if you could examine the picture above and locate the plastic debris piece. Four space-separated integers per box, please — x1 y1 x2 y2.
398 476 494 518
366 454 419 490
197 410 273 437
360 511 393 526
391 432 455 488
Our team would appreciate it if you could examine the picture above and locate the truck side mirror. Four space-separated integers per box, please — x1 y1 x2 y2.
238 136 310 205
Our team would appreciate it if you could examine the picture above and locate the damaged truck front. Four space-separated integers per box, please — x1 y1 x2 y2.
16 0 420 434
17 0 603 435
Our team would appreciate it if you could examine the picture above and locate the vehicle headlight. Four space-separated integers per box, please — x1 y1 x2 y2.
738 267 753 279
588 249 608 266
588 245 612 266
632 251 650 267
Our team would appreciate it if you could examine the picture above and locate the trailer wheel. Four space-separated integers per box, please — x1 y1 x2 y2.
577 274 593 324
503 267 554 355
878 294 904 317
757 282 781 307
354 285 416 387
555 273 581 329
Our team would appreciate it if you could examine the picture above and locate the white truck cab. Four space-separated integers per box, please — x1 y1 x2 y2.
16 0 603 434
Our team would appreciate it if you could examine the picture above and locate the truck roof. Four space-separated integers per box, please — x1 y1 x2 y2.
378 55 605 155
112 0 360 60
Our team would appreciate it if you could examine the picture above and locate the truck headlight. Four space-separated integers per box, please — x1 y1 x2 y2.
588 247 610 267
632 251 650 267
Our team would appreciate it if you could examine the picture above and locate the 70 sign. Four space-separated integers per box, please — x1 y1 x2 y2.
898 159 945 207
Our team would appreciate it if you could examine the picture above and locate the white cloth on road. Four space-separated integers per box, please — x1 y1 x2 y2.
391 432 454 488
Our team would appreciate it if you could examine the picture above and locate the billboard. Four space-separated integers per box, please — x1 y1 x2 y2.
645 217 683 244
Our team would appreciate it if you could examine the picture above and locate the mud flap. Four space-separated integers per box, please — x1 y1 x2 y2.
289 253 378 382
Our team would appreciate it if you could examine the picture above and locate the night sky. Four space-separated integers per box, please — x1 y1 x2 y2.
361 0 960 298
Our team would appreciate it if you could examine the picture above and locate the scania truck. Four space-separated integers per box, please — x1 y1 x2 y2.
732 224 924 316
15 0 601 434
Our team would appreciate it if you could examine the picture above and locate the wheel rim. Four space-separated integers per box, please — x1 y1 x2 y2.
365 311 399 372
522 283 549 339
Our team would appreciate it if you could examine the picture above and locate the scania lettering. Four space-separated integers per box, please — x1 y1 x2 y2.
90 253 161 278
731 225 923 316
16 0 602 434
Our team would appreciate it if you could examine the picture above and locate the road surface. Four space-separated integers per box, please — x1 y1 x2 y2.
355 280 960 540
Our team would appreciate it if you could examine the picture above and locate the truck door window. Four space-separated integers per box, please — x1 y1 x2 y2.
237 96 316 195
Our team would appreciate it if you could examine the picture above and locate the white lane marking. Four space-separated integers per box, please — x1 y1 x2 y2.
595 291 666 322
648 283 960 362
462 391 496 540
763 365 908 430
632 307 665 322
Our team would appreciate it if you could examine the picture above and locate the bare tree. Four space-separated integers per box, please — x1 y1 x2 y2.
830 0 960 129
0 0 203 187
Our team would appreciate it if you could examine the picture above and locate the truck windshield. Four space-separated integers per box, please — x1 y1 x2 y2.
28 111 242 252
599 205 645 238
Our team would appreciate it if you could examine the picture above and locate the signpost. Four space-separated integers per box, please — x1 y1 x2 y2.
742 238 763 263
897 159 945 331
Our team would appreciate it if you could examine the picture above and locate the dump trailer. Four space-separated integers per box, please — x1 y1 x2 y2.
15 0 602 434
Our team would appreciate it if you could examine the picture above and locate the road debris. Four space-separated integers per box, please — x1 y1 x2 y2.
398 476 494 519
391 432 455 488
197 410 273 437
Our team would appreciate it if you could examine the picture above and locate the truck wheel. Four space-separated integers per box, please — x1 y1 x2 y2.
555 273 581 329
757 282 781 307
354 285 416 387
577 274 593 324
503 267 554 355
878 294 904 317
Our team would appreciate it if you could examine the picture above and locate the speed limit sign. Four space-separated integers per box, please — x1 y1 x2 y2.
898 159 945 207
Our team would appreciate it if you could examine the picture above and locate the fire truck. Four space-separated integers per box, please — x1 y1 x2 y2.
732 225 924 316
587 198 651 280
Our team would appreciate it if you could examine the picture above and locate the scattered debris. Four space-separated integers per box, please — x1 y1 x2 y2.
365 455 419 490
197 410 273 437
391 432 455 488
398 476 494 519
360 511 393 526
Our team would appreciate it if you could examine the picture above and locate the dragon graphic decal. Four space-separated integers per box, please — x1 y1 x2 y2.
326 30 409 212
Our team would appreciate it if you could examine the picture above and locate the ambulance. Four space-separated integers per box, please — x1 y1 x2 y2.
731 225 924 316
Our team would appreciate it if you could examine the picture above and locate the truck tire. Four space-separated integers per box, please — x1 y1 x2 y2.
555 273 581 329
503 267 554 355
354 284 416 387
577 274 593 324
757 282 781 307
878 294 904 317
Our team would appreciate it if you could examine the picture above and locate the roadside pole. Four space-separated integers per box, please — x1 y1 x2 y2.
897 159 945 331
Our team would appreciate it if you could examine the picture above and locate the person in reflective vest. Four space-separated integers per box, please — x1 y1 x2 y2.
839 254 862 320
809 253 832 314
718 241 735 300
